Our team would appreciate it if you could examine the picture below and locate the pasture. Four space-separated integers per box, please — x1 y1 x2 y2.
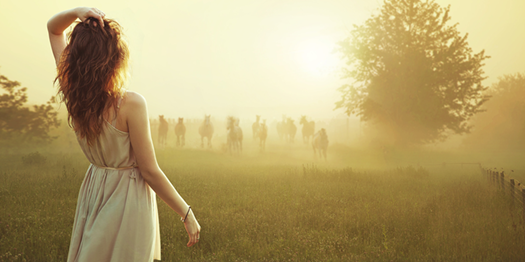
1 141 525 261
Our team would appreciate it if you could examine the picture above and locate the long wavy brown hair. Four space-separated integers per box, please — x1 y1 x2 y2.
55 17 129 146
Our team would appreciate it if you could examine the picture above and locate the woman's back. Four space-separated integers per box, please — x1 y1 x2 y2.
68 97 161 262
77 100 136 168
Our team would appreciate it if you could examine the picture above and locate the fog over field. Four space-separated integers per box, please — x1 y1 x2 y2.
1 0 525 120
1 0 525 261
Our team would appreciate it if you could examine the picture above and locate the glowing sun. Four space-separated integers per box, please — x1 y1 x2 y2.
296 37 339 77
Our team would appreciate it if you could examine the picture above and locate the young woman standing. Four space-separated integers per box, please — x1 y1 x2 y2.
48 7 201 261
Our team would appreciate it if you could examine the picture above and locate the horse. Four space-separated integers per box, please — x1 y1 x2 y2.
300 115 315 144
252 115 260 141
174 117 186 147
286 118 297 143
158 115 168 147
258 119 268 151
312 128 329 160
226 116 243 154
276 115 286 140
199 115 214 148
235 118 243 152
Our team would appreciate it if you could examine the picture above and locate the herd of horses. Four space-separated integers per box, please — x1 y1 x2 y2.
156 115 329 159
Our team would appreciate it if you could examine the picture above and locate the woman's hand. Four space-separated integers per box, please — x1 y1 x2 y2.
184 210 201 247
47 7 106 65
75 7 106 27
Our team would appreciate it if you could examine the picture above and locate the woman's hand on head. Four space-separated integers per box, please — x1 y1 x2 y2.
48 7 107 66
75 7 106 27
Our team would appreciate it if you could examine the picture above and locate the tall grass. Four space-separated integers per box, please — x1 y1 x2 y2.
1 147 524 261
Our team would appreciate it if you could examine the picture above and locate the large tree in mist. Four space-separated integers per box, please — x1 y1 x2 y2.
336 0 489 145
0 72 60 146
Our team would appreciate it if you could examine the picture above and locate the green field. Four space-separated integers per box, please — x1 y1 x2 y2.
1 143 525 261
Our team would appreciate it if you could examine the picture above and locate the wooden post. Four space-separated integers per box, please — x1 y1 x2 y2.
496 171 499 188
510 178 515 206
500 171 505 191
522 188 525 220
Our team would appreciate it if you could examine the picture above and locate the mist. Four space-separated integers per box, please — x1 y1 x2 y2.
2 1 525 260
1 0 525 121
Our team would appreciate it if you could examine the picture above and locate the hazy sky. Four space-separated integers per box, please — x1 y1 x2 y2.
1 0 524 122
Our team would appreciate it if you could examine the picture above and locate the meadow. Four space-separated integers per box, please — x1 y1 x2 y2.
1 140 525 261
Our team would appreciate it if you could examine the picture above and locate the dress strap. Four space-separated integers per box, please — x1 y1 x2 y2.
111 96 123 127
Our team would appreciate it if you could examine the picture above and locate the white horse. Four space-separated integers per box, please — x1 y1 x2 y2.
199 115 214 148
312 128 329 160
227 116 243 154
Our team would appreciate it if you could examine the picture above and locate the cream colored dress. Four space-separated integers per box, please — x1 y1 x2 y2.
67 102 161 262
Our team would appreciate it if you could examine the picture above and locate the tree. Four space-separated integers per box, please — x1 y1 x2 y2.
336 0 489 146
0 73 60 146
463 73 525 151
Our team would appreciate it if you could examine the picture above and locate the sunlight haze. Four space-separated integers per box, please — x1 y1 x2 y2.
3 2 525 259
1 0 524 122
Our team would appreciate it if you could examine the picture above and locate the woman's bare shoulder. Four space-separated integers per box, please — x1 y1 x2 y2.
123 90 147 106
121 91 148 120
121 91 147 111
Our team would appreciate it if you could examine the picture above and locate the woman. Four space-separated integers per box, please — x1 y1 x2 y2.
48 7 201 261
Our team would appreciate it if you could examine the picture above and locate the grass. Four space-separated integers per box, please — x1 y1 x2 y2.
1 144 525 261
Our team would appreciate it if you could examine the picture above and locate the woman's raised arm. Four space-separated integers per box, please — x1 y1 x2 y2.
47 7 105 65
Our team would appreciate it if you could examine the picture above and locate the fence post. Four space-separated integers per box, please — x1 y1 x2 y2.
496 171 499 187
500 171 505 191
510 178 515 206
522 188 525 220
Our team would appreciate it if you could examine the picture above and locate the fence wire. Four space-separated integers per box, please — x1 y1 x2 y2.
482 167 525 206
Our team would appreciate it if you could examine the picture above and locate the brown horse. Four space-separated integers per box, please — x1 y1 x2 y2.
258 119 268 151
252 115 260 141
300 115 315 144
285 118 297 143
158 115 168 147
312 128 329 160
276 115 286 140
174 117 186 147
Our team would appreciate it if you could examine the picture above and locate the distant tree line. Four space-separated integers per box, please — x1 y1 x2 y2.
463 73 525 150
0 72 60 147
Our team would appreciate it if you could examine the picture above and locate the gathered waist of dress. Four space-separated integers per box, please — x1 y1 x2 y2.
90 163 139 170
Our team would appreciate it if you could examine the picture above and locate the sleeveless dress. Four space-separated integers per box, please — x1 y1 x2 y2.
67 99 161 262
